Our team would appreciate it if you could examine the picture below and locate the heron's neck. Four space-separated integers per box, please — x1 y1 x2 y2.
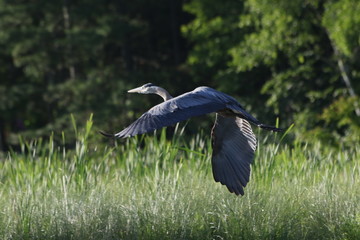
155 87 173 101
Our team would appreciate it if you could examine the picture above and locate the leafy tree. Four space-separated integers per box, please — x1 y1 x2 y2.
0 0 189 149
1 0 359 149
183 0 360 145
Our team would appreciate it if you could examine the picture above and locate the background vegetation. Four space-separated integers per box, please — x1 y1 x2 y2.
0 120 359 239
0 0 359 149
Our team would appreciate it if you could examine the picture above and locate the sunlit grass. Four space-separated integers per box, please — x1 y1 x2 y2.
0 116 359 239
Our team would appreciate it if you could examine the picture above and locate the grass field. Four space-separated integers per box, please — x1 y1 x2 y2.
0 117 359 240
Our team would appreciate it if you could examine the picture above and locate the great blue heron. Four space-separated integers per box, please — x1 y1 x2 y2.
101 83 282 195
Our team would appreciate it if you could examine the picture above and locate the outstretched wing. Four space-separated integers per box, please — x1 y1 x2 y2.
211 114 257 195
105 86 282 138
113 89 227 138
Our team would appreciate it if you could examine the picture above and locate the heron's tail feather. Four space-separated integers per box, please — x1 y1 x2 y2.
99 130 115 138
259 124 283 132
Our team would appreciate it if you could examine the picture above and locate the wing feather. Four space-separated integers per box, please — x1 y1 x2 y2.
226 103 282 132
211 114 257 195
223 154 245 195
114 90 226 138
225 145 248 186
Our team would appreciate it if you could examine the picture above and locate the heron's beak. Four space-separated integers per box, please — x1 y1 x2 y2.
127 86 142 93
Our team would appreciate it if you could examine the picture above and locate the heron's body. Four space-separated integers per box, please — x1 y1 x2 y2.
102 84 282 195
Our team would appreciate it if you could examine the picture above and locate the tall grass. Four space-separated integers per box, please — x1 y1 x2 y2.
0 116 359 239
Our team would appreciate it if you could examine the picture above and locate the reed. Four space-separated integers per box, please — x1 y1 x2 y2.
0 116 359 239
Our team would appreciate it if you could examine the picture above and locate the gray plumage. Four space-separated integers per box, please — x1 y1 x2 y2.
101 83 282 195
211 115 256 195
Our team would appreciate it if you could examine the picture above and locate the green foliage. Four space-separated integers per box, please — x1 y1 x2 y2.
182 0 245 90
323 0 360 57
0 120 359 239
228 0 339 119
0 0 189 149
1 0 360 149
183 0 360 145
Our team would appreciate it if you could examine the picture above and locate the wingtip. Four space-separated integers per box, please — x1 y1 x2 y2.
259 124 283 132
99 130 115 138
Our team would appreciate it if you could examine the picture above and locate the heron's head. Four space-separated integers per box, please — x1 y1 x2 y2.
127 83 158 95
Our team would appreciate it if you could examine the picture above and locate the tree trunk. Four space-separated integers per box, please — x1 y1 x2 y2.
326 29 360 116
334 51 360 116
